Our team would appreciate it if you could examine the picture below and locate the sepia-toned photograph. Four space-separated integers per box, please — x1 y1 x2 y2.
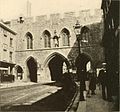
0 0 119 111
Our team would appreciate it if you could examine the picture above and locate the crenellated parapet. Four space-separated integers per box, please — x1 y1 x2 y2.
10 9 103 26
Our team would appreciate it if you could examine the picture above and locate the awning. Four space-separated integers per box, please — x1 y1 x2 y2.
0 67 8 70
0 61 16 68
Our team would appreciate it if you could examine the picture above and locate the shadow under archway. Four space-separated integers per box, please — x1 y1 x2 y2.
27 57 37 82
15 65 23 80
75 53 92 71
46 53 70 82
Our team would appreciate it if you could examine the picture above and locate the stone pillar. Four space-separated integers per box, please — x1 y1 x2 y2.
23 66 29 82
59 37 62 47
37 63 41 82
51 38 54 48
39 65 51 83
8 66 10 75
44 67 51 82
12 67 17 81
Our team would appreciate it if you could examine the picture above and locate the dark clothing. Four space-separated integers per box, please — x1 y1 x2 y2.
102 84 106 99
88 72 96 95
98 69 107 86
89 76 96 91
78 70 87 91
77 69 87 100
98 69 107 99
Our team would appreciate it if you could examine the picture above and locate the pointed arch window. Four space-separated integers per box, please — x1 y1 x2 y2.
26 32 33 49
81 26 90 46
61 28 70 46
43 30 51 48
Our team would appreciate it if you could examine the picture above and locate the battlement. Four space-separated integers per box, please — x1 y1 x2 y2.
10 9 103 25
64 12 76 18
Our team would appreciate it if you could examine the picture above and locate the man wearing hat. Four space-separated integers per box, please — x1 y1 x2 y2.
98 63 107 100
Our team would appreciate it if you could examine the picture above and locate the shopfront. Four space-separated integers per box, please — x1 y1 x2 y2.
0 61 15 83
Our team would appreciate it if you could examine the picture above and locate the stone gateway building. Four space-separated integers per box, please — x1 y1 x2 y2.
9 9 104 83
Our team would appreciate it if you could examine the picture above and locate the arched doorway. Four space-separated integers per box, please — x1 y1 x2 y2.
75 53 92 72
15 65 23 80
45 53 70 82
26 57 37 82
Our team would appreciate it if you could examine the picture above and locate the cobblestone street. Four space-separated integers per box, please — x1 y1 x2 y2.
77 87 114 112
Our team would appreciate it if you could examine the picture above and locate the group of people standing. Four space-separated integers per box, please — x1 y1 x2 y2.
76 61 119 111
97 63 107 100
77 68 97 101
86 70 96 97
77 63 108 101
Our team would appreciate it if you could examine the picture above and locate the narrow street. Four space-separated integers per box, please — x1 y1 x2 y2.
0 82 75 111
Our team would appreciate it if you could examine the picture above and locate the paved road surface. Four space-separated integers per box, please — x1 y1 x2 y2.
1 82 71 111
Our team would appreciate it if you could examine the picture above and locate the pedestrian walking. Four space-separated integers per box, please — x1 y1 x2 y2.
86 70 91 97
89 70 96 95
77 69 86 101
98 63 107 100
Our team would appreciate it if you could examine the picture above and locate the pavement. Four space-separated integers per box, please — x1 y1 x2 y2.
0 81 36 89
0 80 58 89
76 87 114 112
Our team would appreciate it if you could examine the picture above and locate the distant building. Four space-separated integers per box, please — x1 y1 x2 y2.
26 0 31 17
0 22 17 82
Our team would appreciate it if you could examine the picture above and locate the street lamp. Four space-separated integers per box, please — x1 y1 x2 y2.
73 20 89 101
73 20 82 55
74 21 89 52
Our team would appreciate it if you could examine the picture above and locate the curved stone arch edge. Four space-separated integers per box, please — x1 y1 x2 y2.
43 52 70 68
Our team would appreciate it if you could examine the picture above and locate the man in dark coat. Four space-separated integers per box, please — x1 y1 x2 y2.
79 70 87 101
89 71 96 95
98 66 107 100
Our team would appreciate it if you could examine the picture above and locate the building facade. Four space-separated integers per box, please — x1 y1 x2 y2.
0 22 17 82
9 9 104 83
101 0 119 108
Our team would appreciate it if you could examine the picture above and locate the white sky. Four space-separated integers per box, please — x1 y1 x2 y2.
0 0 102 21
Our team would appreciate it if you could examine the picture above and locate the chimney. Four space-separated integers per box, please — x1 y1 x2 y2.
26 0 31 17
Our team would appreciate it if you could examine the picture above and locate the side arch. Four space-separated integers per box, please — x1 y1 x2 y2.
26 56 37 82
15 65 23 80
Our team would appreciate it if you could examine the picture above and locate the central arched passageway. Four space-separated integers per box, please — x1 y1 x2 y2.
26 57 37 82
45 53 70 82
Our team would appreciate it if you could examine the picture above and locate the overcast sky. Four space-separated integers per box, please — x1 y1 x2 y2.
0 0 102 21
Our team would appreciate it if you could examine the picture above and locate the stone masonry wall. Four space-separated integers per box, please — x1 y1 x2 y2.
10 9 104 82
